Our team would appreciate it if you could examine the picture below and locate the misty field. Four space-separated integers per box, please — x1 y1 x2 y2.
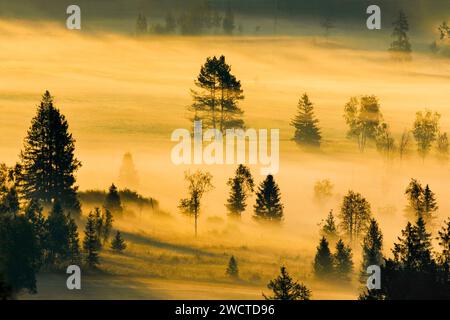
1 19 449 299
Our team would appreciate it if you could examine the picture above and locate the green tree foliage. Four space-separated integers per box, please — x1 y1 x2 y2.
314 237 334 278
264 266 311 300
412 110 440 160
343 96 383 152
191 55 244 131
253 175 283 222
333 239 353 281
339 191 371 244
179 171 214 236
320 210 339 242
18 91 81 215
226 256 239 278
361 219 383 278
111 231 127 253
67 218 81 265
389 11 412 53
291 93 322 146
83 212 100 268
226 165 254 217
104 184 123 214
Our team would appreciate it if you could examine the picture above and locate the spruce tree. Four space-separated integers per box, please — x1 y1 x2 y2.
291 93 322 146
389 10 412 53
67 218 81 265
226 165 254 217
321 210 339 242
253 175 283 222
333 239 353 281
226 256 239 278
46 202 70 265
264 266 311 300
102 208 113 244
437 218 449 274
423 184 438 223
361 219 383 277
314 237 334 278
24 200 47 267
93 208 103 248
18 91 81 215
104 184 123 214
83 212 100 268
111 231 127 253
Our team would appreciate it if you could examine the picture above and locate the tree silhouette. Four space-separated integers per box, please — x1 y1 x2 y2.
343 96 383 152
83 212 100 268
333 239 353 281
226 165 254 217
111 231 127 253
264 266 311 300
389 11 412 54
361 219 383 279
412 110 440 160
314 237 334 278
226 256 239 278
179 170 214 236
320 210 339 242
291 93 322 146
18 91 81 215
253 175 283 222
191 55 244 131
46 202 70 266
104 184 123 214
339 191 371 244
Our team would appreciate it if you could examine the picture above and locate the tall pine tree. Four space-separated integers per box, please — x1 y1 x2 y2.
253 175 283 222
83 212 100 268
314 237 334 278
291 93 321 146
361 219 383 279
18 91 81 215
333 239 353 281
226 165 254 217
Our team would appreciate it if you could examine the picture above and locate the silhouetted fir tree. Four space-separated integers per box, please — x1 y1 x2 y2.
226 256 239 278
111 231 126 253
104 184 123 214
389 10 412 53
83 212 100 268
191 55 244 131
423 184 438 222
437 218 449 277
46 202 70 266
0 214 39 294
264 266 311 300
339 191 371 244
361 219 383 279
405 178 424 218
253 175 283 222
321 210 339 242
333 239 353 281
314 237 334 278
93 208 103 249
18 91 81 215
67 218 81 265
226 165 254 217
102 208 113 244
24 200 47 267
291 93 322 146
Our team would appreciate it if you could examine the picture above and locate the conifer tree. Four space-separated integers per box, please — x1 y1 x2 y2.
264 266 311 300
111 231 127 253
102 208 113 244
361 219 383 277
46 202 70 265
291 93 322 146
226 256 239 278
333 239 353 281
437 218 449 274
314 237 334 278
226 165 254 217
253 175 283 222
104 184 123 214
24 200 47 267
93 208 103 248
321 210 339 242
18 91 81 215
83 212 100 268
67 218 81 265
389 10 412 53
423 185 438 222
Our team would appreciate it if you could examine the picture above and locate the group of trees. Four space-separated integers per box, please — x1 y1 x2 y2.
314 237 354 282
135 3 238 36
179 165 284 235
0 92 128 298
